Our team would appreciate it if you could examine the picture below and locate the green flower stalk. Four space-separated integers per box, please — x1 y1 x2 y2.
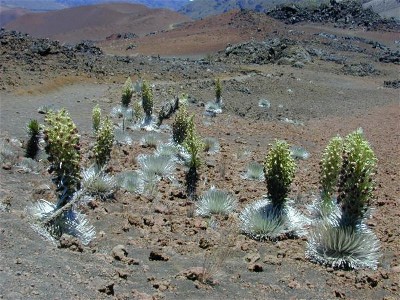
320 136 343 201
92 104 101 133
133 101 143 122
338 128 377 226
264 140 296 207
172 105 190 144
183 115 204 169
26 119 41 159
215 78 222 105
306 129 380 270
43 109 81 207
183 115 204 198
142 80 153 118
94 117 114 167
121 77 133 107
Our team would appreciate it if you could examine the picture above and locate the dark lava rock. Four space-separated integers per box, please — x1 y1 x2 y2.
342 63 380 76
223 38 311 66
379 50 400 64
74 40 103 55
98 281 115 295
149 250 170 261
267 0 399 31
384 80 400 89
106 32 138 40
59 234 84 252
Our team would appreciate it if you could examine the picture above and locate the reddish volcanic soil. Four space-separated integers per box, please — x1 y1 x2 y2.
4 3 191 43
0 9 399 300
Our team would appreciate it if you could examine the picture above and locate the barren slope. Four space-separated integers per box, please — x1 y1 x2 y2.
5 3 191 43
99 10 282 56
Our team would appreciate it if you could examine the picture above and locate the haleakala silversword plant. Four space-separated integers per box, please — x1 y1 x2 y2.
240 140 308 240
308 136 343 220
172 104 190 145
142 80 154 119
92 104 102 133
264 140 296 207
81 164 116 200
215 78 222 105
121 76 134 108
204 78 223 116
183 115 204 198
242 161 265 181
195 187 237 217
28 109 95 244
94 117 114 168
184 115 204 170
43 109 81 205
337 129 377 227
306 128 380 270
203 137 220 154
25 119 41 159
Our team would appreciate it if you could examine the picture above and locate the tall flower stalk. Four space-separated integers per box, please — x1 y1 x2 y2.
183 115 204 198
306 129 380 270
240 140 307 240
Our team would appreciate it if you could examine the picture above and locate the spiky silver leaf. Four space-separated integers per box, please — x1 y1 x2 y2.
242 161 265 181
138 154 175 179
205 101 222 115
82 166 116 199
258 99 271 108
203 137 220 154
306 223 380 270
240 198 308 241
0 140 17 164
307 195 342 225
140 132 161 148
28 199 95 245
115 170 143 193
110 105 133 119
60 210 96 245
290 146 310 160
15 157 41 174
114 128 133 145
155 142 180 159
195 187 237 217
140 115 158 131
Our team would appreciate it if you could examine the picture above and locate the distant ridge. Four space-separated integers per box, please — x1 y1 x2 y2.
179 0 400 20
0 6 30 27
0 0 190 12
5 3 192 43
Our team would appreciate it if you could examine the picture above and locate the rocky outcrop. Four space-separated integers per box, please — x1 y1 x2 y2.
223 38 312 66
267 0 399 31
